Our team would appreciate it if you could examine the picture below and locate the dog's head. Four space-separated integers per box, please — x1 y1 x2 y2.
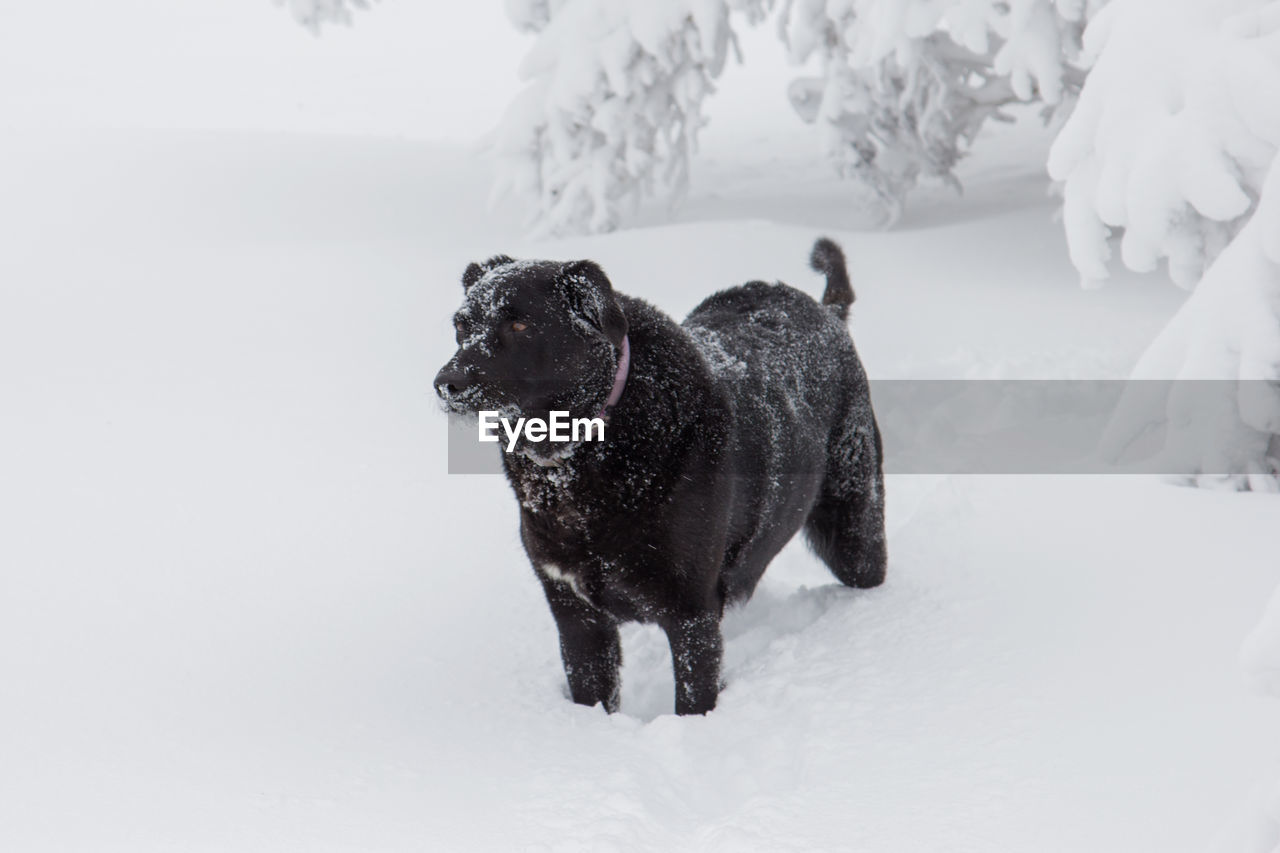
434 255 628 426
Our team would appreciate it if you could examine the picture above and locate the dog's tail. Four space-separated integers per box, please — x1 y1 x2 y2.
810 237 854 321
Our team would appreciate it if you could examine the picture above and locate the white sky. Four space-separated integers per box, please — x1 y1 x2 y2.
0 0 529 140
1 0 805 143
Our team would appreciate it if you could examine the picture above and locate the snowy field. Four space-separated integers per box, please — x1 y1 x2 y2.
3 4 1279 851
2 120 1277 852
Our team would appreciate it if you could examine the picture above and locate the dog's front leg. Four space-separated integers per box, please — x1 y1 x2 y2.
663 612 723 715
540 579 621 712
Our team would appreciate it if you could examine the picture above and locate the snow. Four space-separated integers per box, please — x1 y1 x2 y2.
1244 590 1280 699
2 111 1277 851
4 4 1280 842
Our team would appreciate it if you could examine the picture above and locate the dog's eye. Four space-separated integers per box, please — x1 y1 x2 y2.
510 321 529 333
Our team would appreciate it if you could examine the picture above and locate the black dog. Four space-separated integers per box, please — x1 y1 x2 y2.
434 239 885 715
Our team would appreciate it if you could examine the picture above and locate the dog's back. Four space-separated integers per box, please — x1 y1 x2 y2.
683 280 858 476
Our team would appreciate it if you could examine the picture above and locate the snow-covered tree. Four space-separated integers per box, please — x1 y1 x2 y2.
490 0 1103 233
279 0 1103 232
1055 0 1280 488
490 0 770 236
777 0 1103 223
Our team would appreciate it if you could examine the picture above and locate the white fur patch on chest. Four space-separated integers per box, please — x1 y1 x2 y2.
541 563 589 604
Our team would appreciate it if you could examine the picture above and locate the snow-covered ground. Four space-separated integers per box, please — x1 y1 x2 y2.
2 113 1278 851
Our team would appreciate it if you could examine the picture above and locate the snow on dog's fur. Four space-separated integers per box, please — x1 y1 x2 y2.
434 238 886 715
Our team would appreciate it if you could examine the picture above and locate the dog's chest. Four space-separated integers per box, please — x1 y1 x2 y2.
515 471 591 531
512 456 669 621
523 507 663 621
511 457 631 532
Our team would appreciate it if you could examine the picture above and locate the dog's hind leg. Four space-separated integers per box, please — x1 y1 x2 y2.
540 578 621 712
804 423 887 589
805 477 886 588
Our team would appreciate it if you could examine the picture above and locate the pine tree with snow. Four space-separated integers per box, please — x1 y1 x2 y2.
1057 0 1280 488
487 0 1108 233
490 0 771 236
777 0 1102 224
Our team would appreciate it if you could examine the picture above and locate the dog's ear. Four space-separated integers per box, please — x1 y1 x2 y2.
461 254 515 290
557 260 628 347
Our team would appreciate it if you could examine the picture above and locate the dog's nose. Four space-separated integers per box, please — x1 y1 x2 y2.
434 365 473 399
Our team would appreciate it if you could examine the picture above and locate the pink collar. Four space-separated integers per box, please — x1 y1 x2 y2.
599 335 630 419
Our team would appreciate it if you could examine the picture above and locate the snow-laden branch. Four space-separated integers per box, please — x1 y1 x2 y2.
1048 0 1280 289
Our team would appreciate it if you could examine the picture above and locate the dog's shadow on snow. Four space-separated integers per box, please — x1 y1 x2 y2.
615 582 868 723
